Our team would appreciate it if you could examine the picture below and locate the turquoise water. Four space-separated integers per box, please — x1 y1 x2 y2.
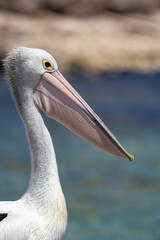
0 72 160 239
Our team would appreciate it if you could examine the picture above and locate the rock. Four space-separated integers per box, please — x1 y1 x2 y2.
1 0 160 15
0 0 40 15
0 11 160 73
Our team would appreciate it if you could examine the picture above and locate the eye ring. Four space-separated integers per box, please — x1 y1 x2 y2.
42 59 54 71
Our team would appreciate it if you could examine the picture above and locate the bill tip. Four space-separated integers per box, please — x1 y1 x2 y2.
129 155 134 162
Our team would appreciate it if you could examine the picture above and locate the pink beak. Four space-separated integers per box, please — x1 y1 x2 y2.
33 70 134 161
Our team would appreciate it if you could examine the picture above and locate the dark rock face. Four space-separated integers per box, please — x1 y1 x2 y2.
107 0 160 13
0 0 40 15
1 0 160 15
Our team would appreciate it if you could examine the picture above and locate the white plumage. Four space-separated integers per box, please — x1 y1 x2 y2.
0 47 133 240
1 47 67 240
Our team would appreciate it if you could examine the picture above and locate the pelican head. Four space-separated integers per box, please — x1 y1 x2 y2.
4 46 134 161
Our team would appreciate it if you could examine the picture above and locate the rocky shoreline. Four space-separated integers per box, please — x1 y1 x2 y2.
0 10 160 73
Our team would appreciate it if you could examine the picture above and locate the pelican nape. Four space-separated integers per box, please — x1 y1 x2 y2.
0 47 134 240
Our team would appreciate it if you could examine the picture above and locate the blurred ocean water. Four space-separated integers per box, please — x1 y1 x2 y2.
0 72 160 240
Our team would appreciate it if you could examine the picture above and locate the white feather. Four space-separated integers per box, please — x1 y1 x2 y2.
1 47 67 240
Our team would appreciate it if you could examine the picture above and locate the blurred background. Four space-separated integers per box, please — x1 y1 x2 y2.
0 1 160 239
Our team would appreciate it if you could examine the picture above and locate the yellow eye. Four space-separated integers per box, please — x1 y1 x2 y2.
42 59 54 71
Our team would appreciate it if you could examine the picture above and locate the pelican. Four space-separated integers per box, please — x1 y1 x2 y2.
0 47 134 240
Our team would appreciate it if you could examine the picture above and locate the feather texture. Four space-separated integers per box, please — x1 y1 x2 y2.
1 47 67 240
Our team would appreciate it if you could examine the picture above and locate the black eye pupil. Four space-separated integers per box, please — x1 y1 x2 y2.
45 62 51 68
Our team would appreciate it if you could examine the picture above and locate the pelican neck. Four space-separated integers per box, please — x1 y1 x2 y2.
18 89 62 200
